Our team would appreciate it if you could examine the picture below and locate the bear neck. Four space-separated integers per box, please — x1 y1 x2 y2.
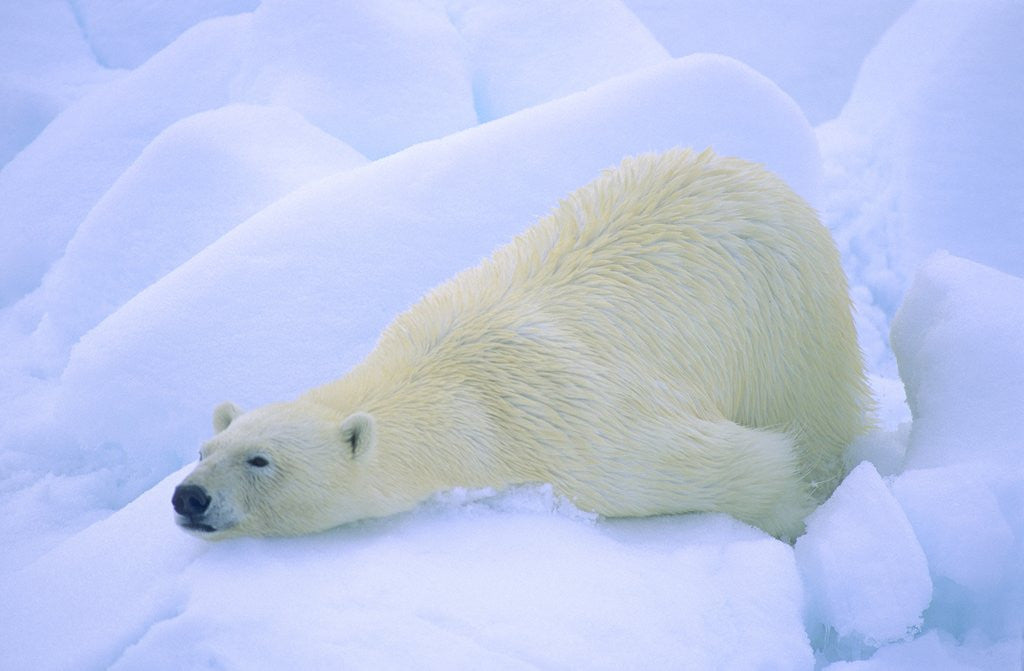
304 356 512 519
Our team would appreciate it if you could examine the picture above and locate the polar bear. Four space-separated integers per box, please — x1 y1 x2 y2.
173 148 870 541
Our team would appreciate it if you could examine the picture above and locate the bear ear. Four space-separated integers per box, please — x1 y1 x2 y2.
212 401 243 433
340 412 376 458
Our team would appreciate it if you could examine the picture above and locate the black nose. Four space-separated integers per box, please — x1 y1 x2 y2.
173 484 211 516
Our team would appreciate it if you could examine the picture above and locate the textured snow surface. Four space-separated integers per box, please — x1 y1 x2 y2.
1 1 1021 669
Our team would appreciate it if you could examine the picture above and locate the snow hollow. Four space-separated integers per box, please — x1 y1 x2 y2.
1 1 1021 669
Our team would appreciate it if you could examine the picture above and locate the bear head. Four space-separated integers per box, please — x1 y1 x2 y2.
172 401 378 540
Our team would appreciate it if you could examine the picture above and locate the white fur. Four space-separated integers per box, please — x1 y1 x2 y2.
175 149 870 541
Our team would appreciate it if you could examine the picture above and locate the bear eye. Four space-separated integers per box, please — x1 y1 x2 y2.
247 456 269 468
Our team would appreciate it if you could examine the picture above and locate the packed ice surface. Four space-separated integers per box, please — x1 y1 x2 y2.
1 1 1022 669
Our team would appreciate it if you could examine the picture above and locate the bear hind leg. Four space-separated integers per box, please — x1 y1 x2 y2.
658 418 815 541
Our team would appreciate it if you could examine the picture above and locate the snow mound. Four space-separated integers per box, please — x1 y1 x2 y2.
624 0 913 124
796 462 931 649
887 253 1024 652
817 0 1024 378
892 466 1017 639
5 104 365 375
69 0 258 69
891 252 1024 470
0 1 118 169
1 471 812 671
820 0 1024 310
234 0 477 158
0 13 253 308
450 0 668 120
823 630 1023 671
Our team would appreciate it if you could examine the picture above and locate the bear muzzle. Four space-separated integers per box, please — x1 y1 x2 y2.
172 484 217 533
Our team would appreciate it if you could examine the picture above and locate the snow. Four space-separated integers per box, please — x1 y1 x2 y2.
0 1 119 168
0 13 252 307
449 0 668 120
796 462 932 648
1 1 1022 669
818 0 1024 366
887 254 1024 649
623 0 914 125
69 0 259 70
10 104 366 372
891 253 1024 470
2 480 811 670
